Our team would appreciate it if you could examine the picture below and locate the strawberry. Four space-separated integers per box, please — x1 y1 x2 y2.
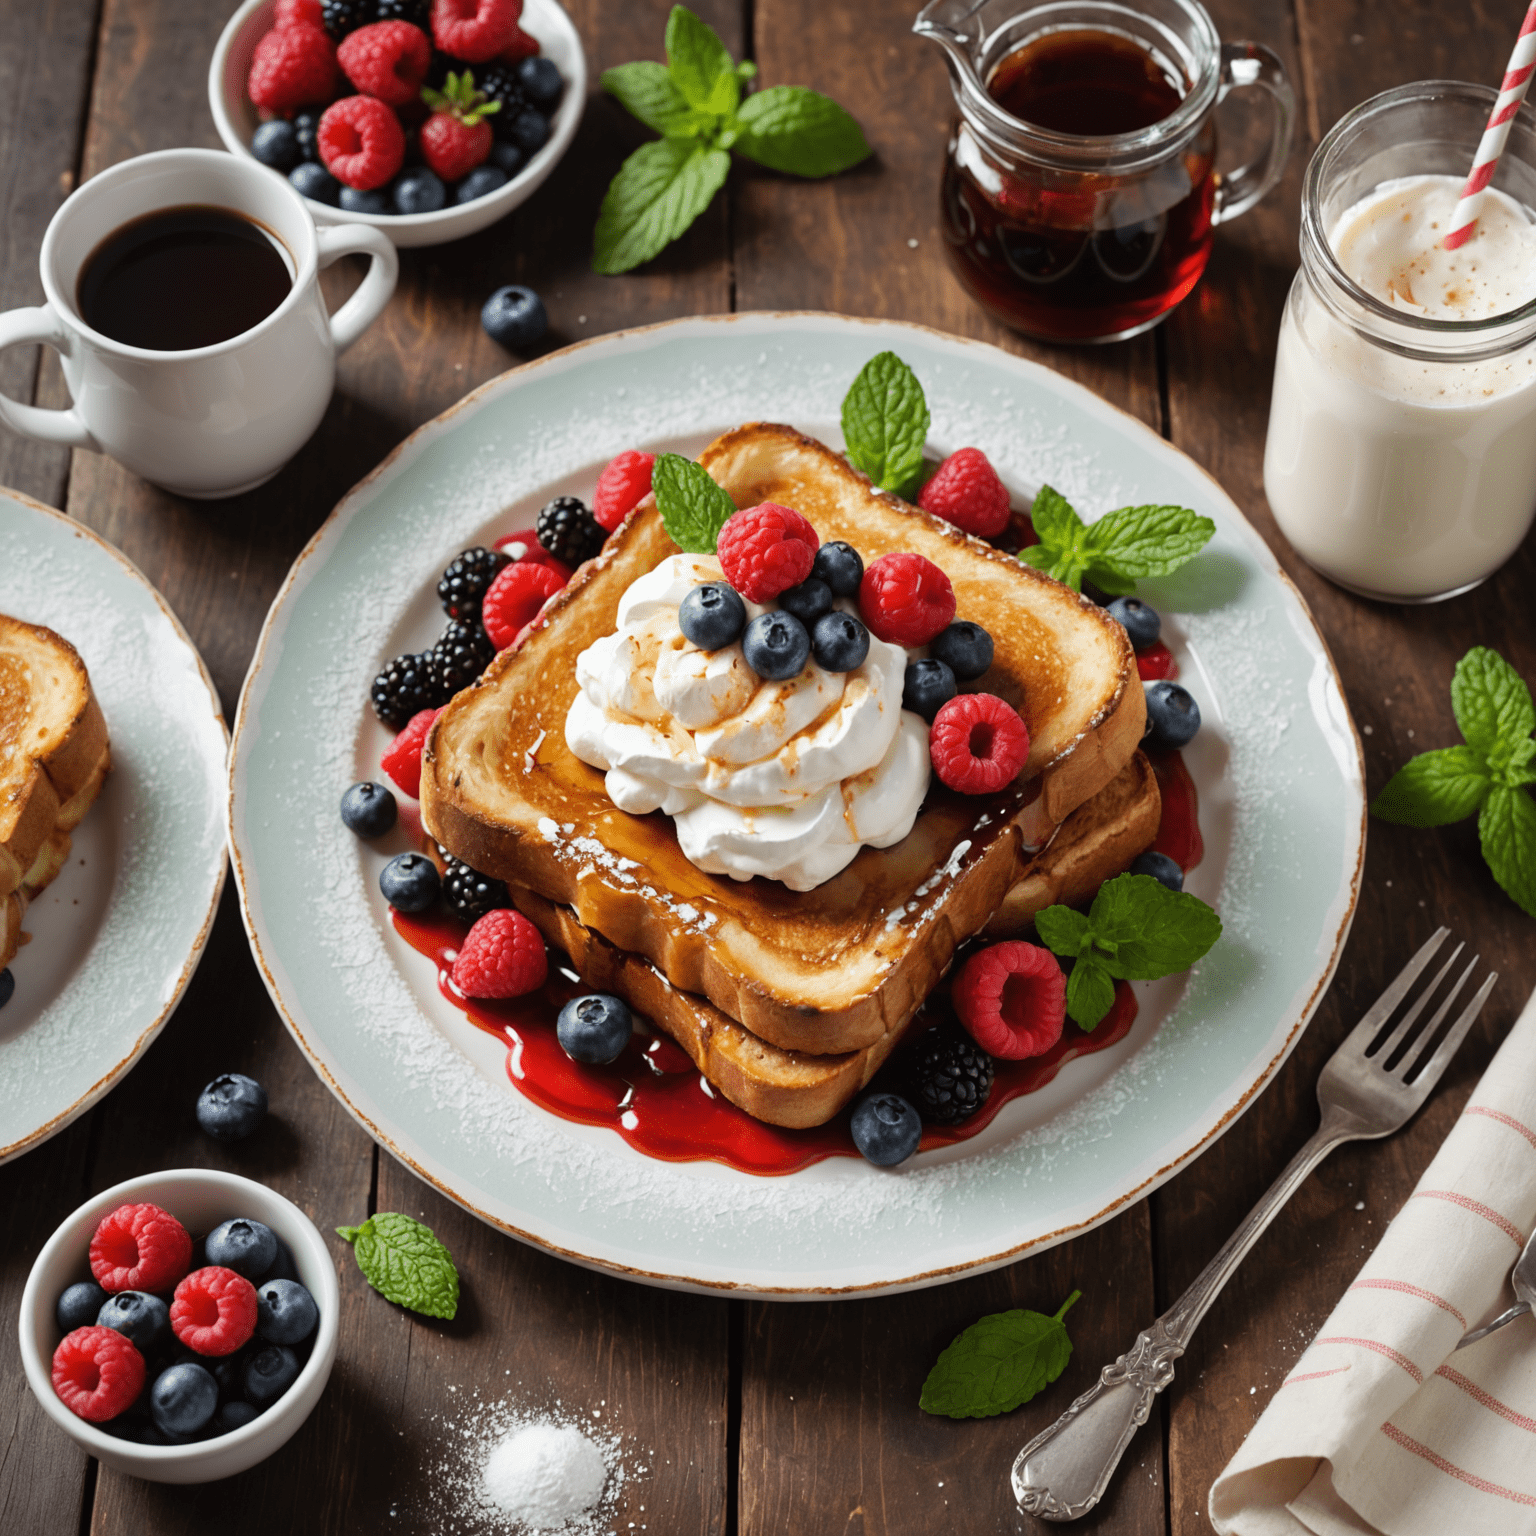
419 70 499 182
431 0 522 64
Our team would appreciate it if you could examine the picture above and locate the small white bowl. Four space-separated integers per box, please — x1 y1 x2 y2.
209 0 586 248
19 1169 340 1484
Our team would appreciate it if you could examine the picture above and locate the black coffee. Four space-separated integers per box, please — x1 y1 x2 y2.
77 205 292 350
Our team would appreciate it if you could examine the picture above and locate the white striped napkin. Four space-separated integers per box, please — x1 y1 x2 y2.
1209 985 1536 1536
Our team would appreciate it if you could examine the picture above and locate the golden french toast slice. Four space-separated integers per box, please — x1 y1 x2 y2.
0 616 109 900
423 424 1142 1057
507 753 1161 1128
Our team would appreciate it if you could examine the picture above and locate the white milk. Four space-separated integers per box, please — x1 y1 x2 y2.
1264 174 1536 599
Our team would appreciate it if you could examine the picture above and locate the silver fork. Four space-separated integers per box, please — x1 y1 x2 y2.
1011 927 1498 1522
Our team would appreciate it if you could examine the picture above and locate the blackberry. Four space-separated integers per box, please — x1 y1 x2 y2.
475 62 527 134
370 650 448 730
437 545 510 622
908 1022 995 1126
433 619 495 693
536 496 605 565
320 0 370 38
293 110 321 164
374 0 430 22
438 846 509 923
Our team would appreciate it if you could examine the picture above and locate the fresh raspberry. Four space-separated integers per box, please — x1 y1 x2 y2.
170 1267 258 1356
51 1327 145 1422
716 503 819 603
318 95 406 189
274 0 325 27
451 908 547 998
337 20 431 107
917 448 1011 538
859 551 956 646
498 22 539 60
89 1202 193 1294
380 706 443 799
592 450 656 531
419 70 496 180
431 0 521 62
493 527 574 584
482 560 565 650
247 22 339 115
929 692 1030 794
953 942 1067 1059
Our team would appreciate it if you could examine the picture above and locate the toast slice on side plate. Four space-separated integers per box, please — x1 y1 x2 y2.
0 616 110 900
423 424 1143 1057
508 752 1161 1129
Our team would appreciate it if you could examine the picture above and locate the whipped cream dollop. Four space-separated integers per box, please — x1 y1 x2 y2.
566 553 930 890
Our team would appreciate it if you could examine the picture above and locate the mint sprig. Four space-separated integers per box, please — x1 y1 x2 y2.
652 451 738 553
1035 873 1222 1029
1020 484 1214 595
595 6 871 274
337 1212 459 1321
920 1291 1080 1419
840 351 931 498
1372 646 1536 918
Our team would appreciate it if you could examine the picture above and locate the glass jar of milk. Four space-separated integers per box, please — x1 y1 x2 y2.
1264 82 1536 602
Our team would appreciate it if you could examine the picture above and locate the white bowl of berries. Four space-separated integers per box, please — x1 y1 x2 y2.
209 0 586 248
18 1169 340 1483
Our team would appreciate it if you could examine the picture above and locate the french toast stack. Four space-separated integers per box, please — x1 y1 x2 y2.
422 426 1159 1128
0 616 110 970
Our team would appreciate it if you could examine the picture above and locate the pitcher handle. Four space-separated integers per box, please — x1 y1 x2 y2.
0 306 97 449
1212 42 1296 225
315 224 399 355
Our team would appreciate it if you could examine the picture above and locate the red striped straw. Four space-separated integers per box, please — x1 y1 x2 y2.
1443 1 1536 249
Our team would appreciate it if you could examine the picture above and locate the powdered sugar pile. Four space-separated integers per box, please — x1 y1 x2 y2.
484 1423 608 1529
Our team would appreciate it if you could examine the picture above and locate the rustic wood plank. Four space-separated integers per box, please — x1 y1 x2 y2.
1158 4 1536 1530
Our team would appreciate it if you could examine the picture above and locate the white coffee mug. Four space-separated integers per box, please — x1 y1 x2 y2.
0 147 398 499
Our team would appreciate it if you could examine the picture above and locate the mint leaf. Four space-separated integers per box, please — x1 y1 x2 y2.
733 86 872 176
652 452 738 553
602 60 706 138
920 1291 1079 1419
1034 902 1092 958
1065 956 1117 1030
1085 873 1222 979
1021 486 1098 590
664 4 739 118
1026 486 1084 549
1083 504 1215 581
1452 647 1536 778
593 138 731 275
1480 785 1536 919
840 352 930 497
337 1213 459 1320
1371 745 1490 827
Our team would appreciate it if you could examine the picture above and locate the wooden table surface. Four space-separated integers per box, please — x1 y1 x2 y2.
2 1 1532 1531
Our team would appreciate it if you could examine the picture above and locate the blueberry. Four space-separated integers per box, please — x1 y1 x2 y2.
1144 680 1200 750
392 167 447 214
255 1235 299 1285
481 284 548 349
1107 596 1161 650
255 1278 319 1345
1131 851 1184 891
778 577 832 626
678 582 746 650
489 140 526 177
196 1073 269 1141
556 993 633 1065
455 166 508 204
902 659 957 722
380 851 440 912
811 612 870 673
251 119 301 172
811 540 863 597
56 1280 108 1334
516 55 563 110
289 162 341 206
505 108 549 155
97 1291 171 1354
741 611 810 681
340 780 397 837
205 1218 279 1280
850 1092 922 1166
244 1345 301 1408
339 185 390 215
217 1399 260 1433
930 621 994 682
0 968 11 1008
209 1348 250 1397
150 1362 218 1437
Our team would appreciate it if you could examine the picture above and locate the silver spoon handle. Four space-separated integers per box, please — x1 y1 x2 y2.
1012 1121 1348 1521
1456 1301 1532 1350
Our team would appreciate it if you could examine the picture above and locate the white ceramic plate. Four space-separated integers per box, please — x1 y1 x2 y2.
0 490 229 1163
228 313 1365 1298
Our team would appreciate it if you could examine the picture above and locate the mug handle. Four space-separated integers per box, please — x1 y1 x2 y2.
0 306 98 448
315 225 399 355
1211 43 1297 226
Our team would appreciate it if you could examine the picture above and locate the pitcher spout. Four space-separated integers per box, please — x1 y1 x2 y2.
912 0 986 84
